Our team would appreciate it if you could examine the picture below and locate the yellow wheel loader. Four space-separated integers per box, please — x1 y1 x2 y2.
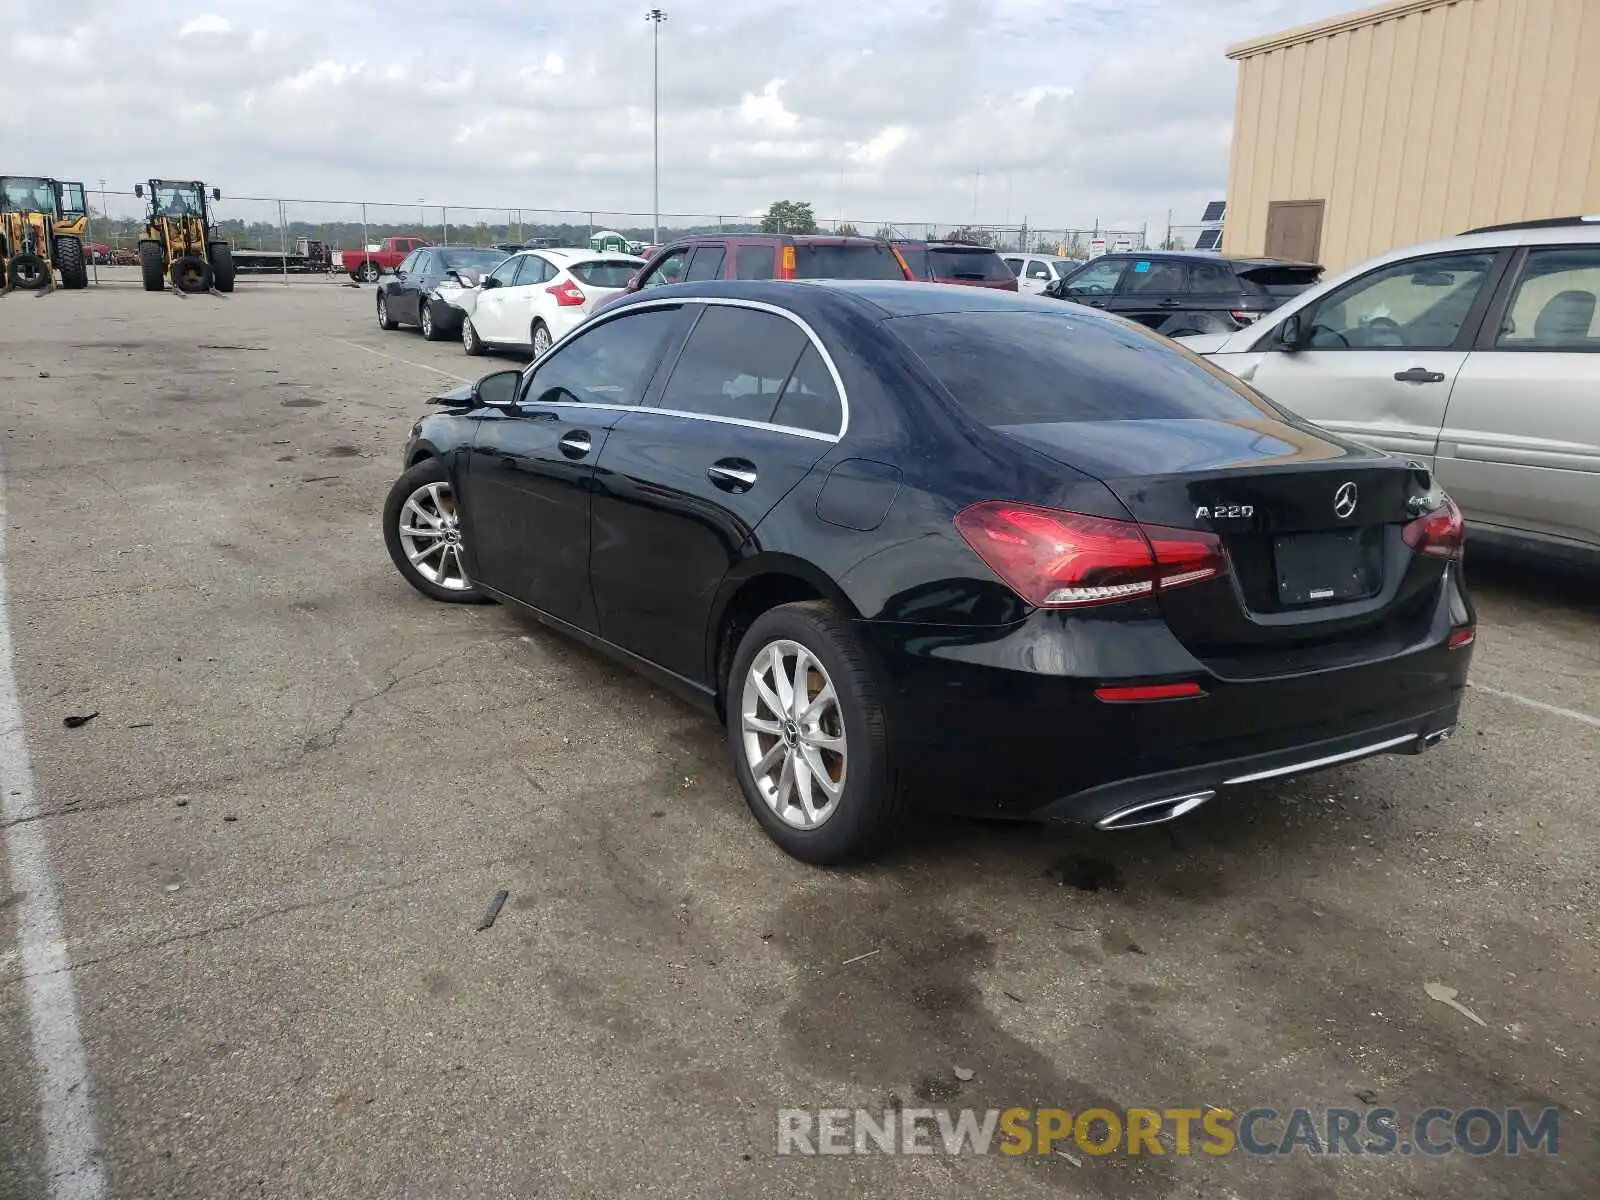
133 180 234 294
0 175 89 295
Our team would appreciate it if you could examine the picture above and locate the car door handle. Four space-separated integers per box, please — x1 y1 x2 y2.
1158 299 1184 307
1394 367 1447 383
706 459 758 493
558 431 592 459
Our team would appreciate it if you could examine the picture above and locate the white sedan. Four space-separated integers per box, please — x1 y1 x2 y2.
447 248 645 358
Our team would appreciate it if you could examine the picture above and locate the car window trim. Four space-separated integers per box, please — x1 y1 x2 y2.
1474 244 1600 353
513 296 848 442
1250 247 1516 353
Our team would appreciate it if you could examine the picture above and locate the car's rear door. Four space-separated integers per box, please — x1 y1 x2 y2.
1109 257 1191 329
1434 243 1600 551
458 304 689 629
683 241 728 282
1244 249 1509 464
587 301 844 684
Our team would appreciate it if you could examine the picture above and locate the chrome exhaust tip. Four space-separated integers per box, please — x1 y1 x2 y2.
1096 790 1216 831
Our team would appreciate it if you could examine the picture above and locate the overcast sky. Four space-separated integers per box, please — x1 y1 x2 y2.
6 0 1355 232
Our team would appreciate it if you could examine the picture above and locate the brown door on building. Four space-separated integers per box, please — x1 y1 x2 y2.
1264 200 1325 262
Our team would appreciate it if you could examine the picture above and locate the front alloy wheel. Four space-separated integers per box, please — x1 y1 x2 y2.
381 459 489 604
741 640 847 829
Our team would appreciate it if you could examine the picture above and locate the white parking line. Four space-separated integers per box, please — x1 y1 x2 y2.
0 465 106 1198
331 338 472 384
1474 684 1600 729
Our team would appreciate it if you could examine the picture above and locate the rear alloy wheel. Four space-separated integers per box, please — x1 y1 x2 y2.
531 320 553 358
377 293 398 330
361 262 380 283
382 460 490 604
727 602 898 864
462 317 485 356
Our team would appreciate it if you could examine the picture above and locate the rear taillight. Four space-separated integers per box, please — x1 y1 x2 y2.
778 245 797 280
1402 496 1465 560
953 501 1229 609
547 279 585 307
1448 627 1476 649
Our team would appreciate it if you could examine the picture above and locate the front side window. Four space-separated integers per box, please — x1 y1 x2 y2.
395 251 421 276
657 306 809 421
409 251 433 277
486 256 522 286
1495 247 1600 349
1026 261 1052 280
640 248 688 288
1304 252 1497 349
1062 259 1127 296
521 306 683 408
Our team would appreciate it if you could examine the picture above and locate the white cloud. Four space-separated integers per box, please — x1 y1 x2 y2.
178 13 232 37
1 0 1358 230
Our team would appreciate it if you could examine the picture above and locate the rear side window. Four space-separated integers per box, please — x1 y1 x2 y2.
736 244 776 279
793 243 906 280
1495 246 1600 348
1123 260 1188 294
658 306 809 421
1187 261 1238 295
887 310 1277 425
514 256 553 285
928 248 1013 283
570 260 639 288
770 345 842 435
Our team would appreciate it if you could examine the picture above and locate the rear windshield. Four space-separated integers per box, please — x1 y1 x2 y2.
887 310 1278 424
1239 263 1322 300
440 248 508 272
792 243 906 280
927 247 1013 282
570 260 639 288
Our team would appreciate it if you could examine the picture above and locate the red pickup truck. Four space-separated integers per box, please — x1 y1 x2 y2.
344 236 428 282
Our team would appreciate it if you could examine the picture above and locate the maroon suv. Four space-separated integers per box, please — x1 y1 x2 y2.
893 240 1018 290
622 234 912 294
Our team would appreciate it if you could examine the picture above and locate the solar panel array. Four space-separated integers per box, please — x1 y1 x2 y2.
1201 200 1227 223
1194 228 1224 250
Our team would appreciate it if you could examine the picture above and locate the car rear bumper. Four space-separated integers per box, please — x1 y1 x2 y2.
856 596 1472 828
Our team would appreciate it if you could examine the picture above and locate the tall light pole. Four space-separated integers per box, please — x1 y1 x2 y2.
646 8 667 245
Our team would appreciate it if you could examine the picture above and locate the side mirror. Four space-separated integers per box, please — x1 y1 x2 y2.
481 276 500 289
473 370 521 409
1277 313 1305 351
212 188 222 201
133 184 144 198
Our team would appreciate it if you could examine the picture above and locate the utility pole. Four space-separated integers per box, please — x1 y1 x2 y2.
646 9 667 246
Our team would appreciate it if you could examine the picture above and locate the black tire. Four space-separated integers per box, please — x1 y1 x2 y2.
376 291 399 330
462 316 486 356
171 255 213 293
382 459 491 605
725 601 899 864
139 241 166 291
210 243 235 293
8 253 49 290
361 262 380 283
55 238 88 290
420 298 444 340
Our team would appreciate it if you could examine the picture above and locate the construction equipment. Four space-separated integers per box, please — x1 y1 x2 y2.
133 180 234 294
0 175 89 295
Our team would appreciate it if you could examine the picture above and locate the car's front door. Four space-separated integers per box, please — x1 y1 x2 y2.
637 245 690 289
471 254 528 343
1244 249 1507 463
588 301 844 684
394 250 431 323
1435 244 1600 550
495 254 555 348
457 304 690 628
1109 257 1190 329
1056 257 1127 308
1020 258 1054 295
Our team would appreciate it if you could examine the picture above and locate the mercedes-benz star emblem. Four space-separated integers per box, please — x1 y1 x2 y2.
1333 481 1359 519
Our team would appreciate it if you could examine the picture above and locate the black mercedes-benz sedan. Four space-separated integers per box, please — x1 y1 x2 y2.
382 279 1474 864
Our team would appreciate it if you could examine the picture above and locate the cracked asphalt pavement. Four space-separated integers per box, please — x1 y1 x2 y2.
1 272 1596 1198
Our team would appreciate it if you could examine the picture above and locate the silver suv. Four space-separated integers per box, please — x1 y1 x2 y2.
1178 216 1600 565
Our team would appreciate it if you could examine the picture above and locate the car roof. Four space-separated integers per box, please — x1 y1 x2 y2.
514 247 644 263
607 278 1071 321
893 240 1002 252
1087 250 1321 269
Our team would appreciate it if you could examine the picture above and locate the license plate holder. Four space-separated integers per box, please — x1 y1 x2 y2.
1274 530 1375 606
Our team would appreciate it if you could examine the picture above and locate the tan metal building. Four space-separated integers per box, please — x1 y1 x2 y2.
1222 0 1600 271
